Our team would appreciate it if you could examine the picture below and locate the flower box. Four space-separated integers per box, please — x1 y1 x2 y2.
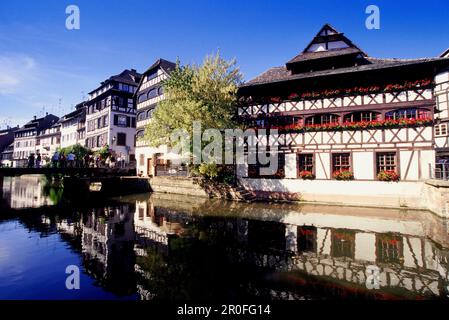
377 170 400 182
299 170 315 180
333 170 354 181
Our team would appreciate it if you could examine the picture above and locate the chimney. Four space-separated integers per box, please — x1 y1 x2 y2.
33 116 37 120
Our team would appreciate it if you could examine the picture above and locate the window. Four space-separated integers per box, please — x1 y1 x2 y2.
148 88 158 100
344 111 379 123
297 154 314 174
385 108 429 120
139 154 145 166
332 153 351 173
376 152 397 173
97 117 102 129
248 153 285 179
138 94 147 104
117 133 126 146
305 114 339 125
435 123 448 137
103 115 109 127
137 112 146 121
114 115 127 126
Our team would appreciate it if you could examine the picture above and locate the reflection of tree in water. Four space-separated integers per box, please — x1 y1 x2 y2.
136 218 271 301
40 174 64 205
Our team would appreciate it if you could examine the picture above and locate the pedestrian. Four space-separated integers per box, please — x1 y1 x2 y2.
28 153 35 168
84 154 90 168
67 152 76 168
35 153 42 168
60 154 67 168
52 151 59 168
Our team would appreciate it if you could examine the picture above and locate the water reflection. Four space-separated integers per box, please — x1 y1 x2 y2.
1 175 53 209
1 176 449 300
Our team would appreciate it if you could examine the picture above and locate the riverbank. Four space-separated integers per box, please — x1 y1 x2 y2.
111 176 449 219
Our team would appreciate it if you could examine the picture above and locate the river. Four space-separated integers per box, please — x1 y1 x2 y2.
1 175 449 300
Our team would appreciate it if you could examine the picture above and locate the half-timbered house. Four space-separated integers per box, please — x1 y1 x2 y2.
236 24 449 203
85 69 142 164
134 59 176 177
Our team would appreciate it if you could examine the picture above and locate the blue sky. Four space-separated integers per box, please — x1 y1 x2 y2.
1 0 448 128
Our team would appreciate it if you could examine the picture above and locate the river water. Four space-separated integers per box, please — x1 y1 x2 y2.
1 175 449 300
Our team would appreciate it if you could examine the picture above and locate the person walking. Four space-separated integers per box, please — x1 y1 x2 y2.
35 153 42 168
52 151 59 168
84 154 90 168
28 153 35 168
67 152 76 168
60 154 67 168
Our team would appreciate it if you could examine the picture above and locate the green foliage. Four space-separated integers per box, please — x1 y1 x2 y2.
94 145 111 159
58 144 91 158
332 170 354 181
198 163 219 180
142 52 243 148
377 170 400 182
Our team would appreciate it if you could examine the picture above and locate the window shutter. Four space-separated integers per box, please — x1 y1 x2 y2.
113 115 118 125
126 116 131 127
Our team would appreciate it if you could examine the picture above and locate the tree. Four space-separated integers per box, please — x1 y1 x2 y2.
142 52 243 148
58 144 91 158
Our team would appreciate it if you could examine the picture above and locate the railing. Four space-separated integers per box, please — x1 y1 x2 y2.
429 164 449 180
155 165 188 177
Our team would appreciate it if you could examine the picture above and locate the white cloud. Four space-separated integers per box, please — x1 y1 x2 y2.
0 54 37 94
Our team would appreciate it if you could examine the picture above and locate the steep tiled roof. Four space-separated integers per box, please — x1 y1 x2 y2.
242 23 449 88
89 69 142 94
243 57 449 87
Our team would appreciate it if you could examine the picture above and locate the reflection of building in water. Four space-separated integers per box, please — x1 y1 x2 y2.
235 218 449 299
133 195 449 299
133 199 194 300
81 204 136 294
3 175 52 208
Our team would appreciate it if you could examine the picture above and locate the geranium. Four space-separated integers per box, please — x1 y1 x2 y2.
299 170 315 180
333 170 354 181
377 170 400 182
272 117 433 134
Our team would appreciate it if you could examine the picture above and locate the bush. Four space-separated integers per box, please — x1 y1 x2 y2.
198 163 219 180
377 170 400 182
333 170 354 181
299 170 315 180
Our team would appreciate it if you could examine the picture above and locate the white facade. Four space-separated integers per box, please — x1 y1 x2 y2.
36 124 61 163
60 111 85 148
12 133 37 167
434 71 449 153
135 61 174 177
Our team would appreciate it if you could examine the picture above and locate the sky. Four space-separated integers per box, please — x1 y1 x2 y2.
0 0 448 128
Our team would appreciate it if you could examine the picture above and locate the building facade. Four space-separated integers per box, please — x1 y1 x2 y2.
236 24 449 197
12 114 59 167
85 69 141 164
135 59 176 176
36 121 61 164
60 102 86 149
0 126 19 167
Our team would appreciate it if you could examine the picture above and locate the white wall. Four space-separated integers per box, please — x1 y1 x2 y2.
353 152 375 180
240 178 426 209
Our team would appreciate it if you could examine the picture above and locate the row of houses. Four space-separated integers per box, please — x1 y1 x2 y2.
2 24 449 187
0 62 175 168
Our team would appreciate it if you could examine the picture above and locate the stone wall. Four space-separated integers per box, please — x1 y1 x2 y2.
240 178 449 218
